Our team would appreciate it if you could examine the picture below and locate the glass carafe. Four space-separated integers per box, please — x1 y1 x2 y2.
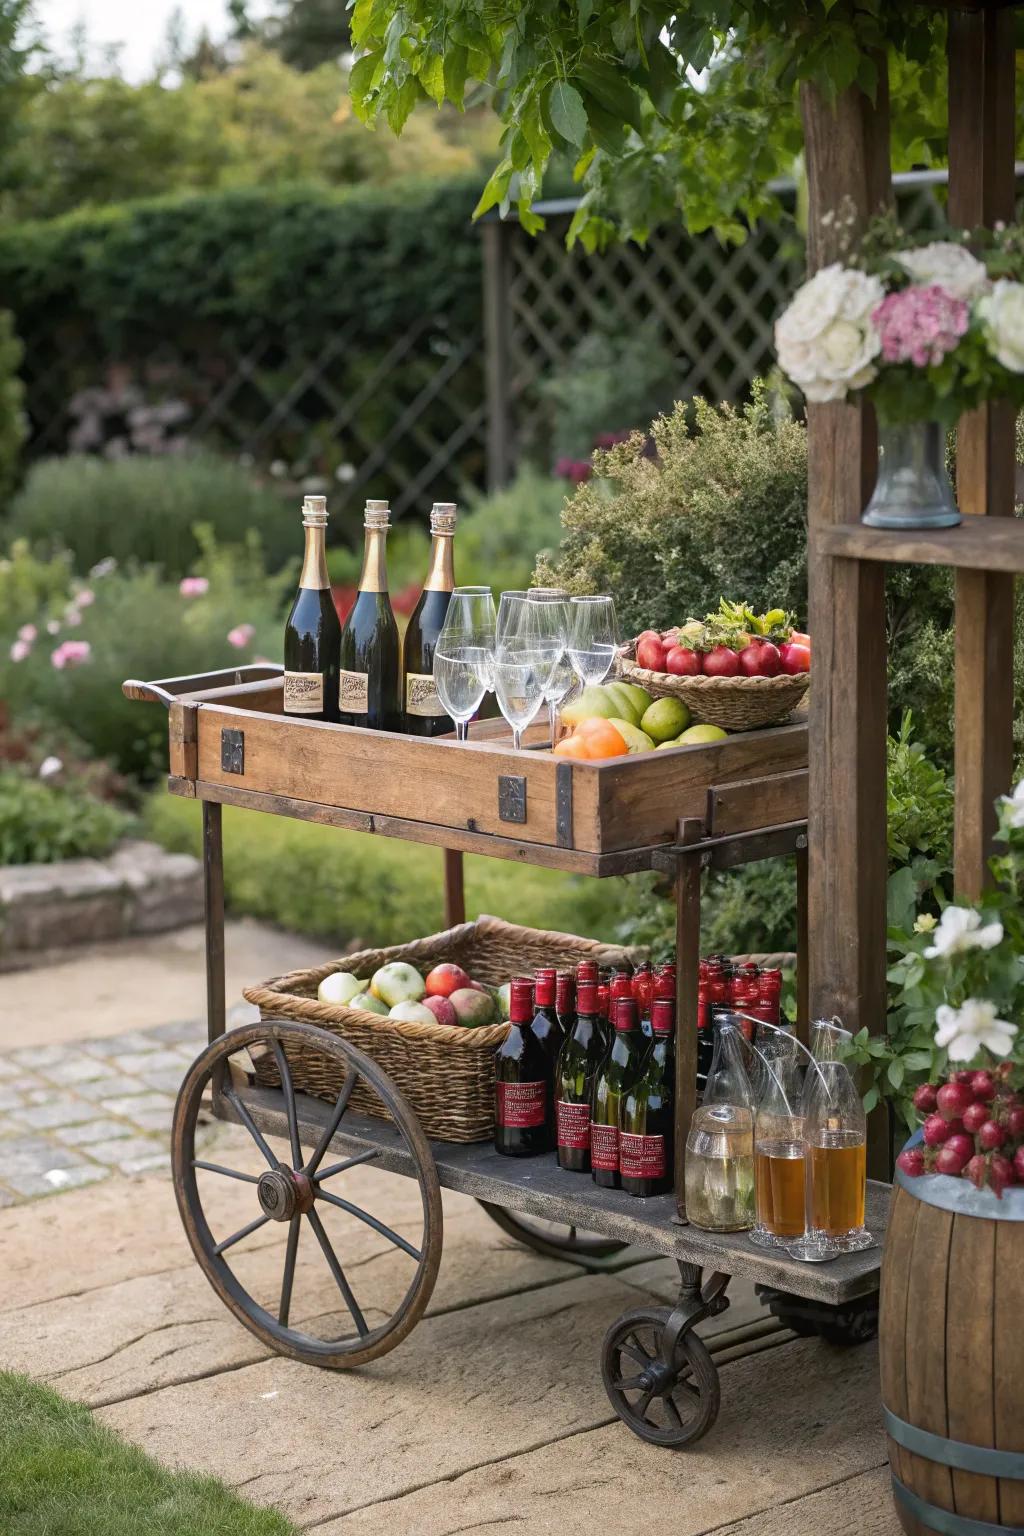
751 1031 804 1249
684 1014 755 1232
799 1019 871 1256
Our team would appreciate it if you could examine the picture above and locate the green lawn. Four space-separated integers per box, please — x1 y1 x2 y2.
0 1372 296 1536
146 791 633 951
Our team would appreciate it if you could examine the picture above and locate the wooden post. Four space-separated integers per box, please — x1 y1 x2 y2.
673 819 704 1220
795 839 809 1049
481 219 513 491
801 70 892 1178
443 849 466 928
948 8 1016 899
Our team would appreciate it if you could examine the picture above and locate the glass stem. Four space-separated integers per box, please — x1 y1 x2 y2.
547 698 557 745
512 726 522 751
456 719 469 743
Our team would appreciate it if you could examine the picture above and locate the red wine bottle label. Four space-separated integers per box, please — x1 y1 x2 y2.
284 671 324 714
619 1132 666 1180
405 673 445 717
590 1122 619 1172
339 670 369 713
556 1100 590 1150
496 1080 546 1128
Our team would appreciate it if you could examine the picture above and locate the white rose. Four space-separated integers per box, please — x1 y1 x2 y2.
1000 779 1024 829
934 999 1017 1063
895 242 991 302
924 905 1004 959
978 279 1024 372
775 264 884 404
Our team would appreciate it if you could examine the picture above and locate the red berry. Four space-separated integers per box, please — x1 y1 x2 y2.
913 1083 938 1115
989 1154 1015 1197
979 1120 1006 1151
923 1113 952 1147
1006 1106 1024 1141
965 1154 988 1190
937 1081 975 1121
935 1143 971 1177
944 1133 974 1163
961 1101 990 1135
971 1071 997 1104
897 1148 926 1178
1013 1146 1024 1183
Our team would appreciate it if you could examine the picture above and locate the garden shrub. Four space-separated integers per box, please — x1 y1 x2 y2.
536 327 680 464
0 770 130 865
0 310 25 509
0 538 72 630
5 453 294 577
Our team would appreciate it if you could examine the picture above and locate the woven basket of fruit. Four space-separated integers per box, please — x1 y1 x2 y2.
616 601 811 733
244 914 639 1142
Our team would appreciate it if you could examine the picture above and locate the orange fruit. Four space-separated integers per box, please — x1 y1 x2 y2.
576 720 628 759
553 735 593 760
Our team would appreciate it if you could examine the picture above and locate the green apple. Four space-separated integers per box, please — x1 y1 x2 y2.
607 718 655 752
349 990 389 1016
676 723 728 745
560 684 618 727
317 971 363 1006
370 961 426 1006
389 1000 439 1025
497 981 512 1018
641 696 691 743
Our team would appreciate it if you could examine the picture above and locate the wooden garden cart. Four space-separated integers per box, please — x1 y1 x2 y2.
124 662 888 1447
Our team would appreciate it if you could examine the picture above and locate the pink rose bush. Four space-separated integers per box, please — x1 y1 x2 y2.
51 639 92 670
873 286 969 369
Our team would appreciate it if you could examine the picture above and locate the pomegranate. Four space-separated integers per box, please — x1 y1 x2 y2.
637 629 661 647
665 645 701 676
778 641 810 675
989 1153 1015 1197
1013 1145 1024 1183
923 1113 952 1147
965 1154 988 1190
739 640 781 678
897 1147 926 1178
978 1119 1007 1151
1005 1105 1024 1140
637 636 668 671
936 1080 975 1121
961 1101 990 1135
971 1070 997 1104
953 1069 977 1085
935 1142 971 1177
912 1083 938 1115
702 645 740 678
944 1133 974 1164
789 630 811 650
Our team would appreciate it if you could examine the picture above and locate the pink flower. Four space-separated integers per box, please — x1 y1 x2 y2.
227 624 255 649
872 284 970 369
74 588 95 608
63 607 82 627
17 623 36 643
51 639 92 670
9 638 31 662
553 457 593 484
180 576 210 598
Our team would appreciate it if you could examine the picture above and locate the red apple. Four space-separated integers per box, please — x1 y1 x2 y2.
666 645 701 676
661 629 680 644
637 629 661 647
422 994 458 1027
702 645 740 678
779 642 811 675
637 636 668 671
425 963 471 998
739 641 782 678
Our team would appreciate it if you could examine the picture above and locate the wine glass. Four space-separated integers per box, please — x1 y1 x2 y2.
568 596 619 686
491 646 547 751
433 632 491 743
524 590 572 744
496 591 530 648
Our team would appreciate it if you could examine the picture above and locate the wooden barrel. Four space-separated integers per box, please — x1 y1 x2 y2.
880 1135 1024 1535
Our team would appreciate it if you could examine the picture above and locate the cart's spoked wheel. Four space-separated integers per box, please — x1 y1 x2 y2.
601 1307 721 1448
172 1019 442 1369
476 1201 628 1265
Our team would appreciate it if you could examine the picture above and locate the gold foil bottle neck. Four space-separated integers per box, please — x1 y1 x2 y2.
364 499 391 531
429 502 457 536
301 494 328 528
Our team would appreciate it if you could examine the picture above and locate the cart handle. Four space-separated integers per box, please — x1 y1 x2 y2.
122 664 284 709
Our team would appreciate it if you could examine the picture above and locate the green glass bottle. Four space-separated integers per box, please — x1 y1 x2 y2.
283 495 340 723
555 973 604 1173
402 502 456 736
590 996 645 1190
620 997 675 1197
338 499 400 731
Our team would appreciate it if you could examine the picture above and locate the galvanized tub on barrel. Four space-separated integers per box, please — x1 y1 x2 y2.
880 1131 1024 1535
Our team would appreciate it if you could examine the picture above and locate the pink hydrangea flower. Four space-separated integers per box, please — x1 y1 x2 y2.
51 639 92 670
180 576 210 598
17 623 36 643
873 284 970 369
9 638 31 662
227 624 256 649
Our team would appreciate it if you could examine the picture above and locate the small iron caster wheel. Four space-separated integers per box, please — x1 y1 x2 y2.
601 1306 721 1447
476 1202 627 1265
173 1019 442 1369
756 1286 879 1348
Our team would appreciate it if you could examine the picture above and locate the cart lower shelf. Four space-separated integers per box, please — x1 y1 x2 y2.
223 1084 888 1306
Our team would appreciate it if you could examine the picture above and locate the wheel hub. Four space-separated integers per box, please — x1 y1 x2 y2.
635 1358 676 1396
257 1167 313 1221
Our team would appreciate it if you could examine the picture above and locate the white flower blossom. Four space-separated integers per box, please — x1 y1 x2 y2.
894 242 991 302
775 264 884 403
978 280 1024 372
913 913 938 935
935 999 1017 1063
925 905 1004 959
1000 779 1024 829
38 756 63 780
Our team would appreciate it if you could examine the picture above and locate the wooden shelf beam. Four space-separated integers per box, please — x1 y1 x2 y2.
817 518 1024 572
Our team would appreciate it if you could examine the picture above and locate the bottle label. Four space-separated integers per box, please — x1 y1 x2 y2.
496 1080 546 1128
620 1132 666 1180
405 672 445 718
283 671 324 715
339 670 369 714
556 1100 590 1150
590 1122 619 1172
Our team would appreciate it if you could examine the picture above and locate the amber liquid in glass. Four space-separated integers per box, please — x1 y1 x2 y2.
809 1133 866 1235
754 1139 805 1238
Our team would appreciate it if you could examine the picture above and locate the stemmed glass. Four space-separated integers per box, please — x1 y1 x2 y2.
568 596 619 687
433 588 496 742
491 646 547 751
522 590 572 744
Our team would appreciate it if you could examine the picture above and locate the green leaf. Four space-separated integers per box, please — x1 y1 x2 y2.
547 80 588 147
863 1086 880 1114
417 51 446 106
887 1057 905 1090
577 59 643 131
348 52 382 119
472 157 514 220
443 45 469 109
577 0 594 28
384 74 422 134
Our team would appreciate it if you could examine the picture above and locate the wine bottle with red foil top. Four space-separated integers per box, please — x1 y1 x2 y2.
620 997 675 1197
590 996 645 1189
530 967 564 1073
555 974 604 1173
632 960 654 1027
494 978 551 1157
757 968 783 1027
555 971 576 1036
653 963 675 1002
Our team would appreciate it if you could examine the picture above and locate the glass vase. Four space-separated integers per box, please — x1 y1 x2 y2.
861 420 961 530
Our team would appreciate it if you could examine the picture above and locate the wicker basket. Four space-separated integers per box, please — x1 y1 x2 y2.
616 639 809 732
243 914 641 1143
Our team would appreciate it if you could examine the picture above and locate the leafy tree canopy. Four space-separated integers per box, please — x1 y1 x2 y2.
349 0 954 246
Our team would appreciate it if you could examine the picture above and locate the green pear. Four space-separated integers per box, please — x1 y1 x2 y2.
676 723 728 744
641 696 690 742
614 681 654 716
560 685 618 727
602 681 643 726
607 718 655 753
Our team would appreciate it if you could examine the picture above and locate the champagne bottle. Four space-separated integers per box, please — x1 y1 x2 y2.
620 997 675 1197
338 499 400 730
283 495 340 722
494 977 552 1157
555 973 604 1173
402 502 456 736
591 997 645 1189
